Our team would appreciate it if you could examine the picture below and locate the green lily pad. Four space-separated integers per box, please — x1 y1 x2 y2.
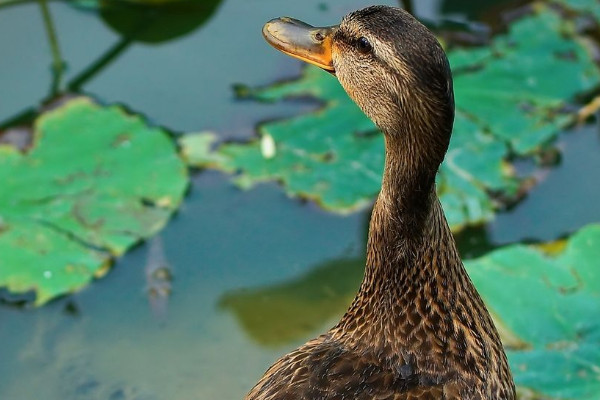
182 6 600 231
465 224 600 400
0 98 188 305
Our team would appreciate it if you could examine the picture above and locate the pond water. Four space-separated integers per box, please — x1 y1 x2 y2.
0 0 599 399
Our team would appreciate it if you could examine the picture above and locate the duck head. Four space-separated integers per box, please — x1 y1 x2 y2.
263 5 454 170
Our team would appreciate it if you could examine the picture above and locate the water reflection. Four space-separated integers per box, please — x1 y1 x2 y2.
145 236 172 322
219 257 364 346
219 224 496 348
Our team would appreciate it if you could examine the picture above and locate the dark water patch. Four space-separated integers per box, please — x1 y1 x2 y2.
489 122 600 244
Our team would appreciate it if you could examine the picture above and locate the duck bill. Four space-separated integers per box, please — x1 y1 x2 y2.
263 17 337 73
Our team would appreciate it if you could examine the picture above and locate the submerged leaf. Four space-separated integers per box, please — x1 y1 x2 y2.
69 0 223 43
466 224 600 400
0 98 188 305
182 6 600 230
100 0 222 43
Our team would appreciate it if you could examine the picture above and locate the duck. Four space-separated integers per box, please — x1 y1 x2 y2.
247 6 516 400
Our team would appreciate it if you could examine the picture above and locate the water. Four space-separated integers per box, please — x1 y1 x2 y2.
0 172 366 399
1 0 599 399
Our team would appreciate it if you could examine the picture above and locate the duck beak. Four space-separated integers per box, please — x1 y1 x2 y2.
263 17 337 73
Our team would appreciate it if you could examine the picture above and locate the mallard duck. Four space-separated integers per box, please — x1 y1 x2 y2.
248 6 515 399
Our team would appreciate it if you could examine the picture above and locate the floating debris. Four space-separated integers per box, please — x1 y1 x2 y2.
260 133 276 159
144 236 172 322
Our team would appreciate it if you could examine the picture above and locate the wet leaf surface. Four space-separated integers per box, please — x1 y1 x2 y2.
0 98 187 305
466 224 600 400
182 6 600 231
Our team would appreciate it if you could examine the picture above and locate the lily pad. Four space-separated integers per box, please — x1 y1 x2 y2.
465 224 600 400
0 98 188 305
182 6 600 231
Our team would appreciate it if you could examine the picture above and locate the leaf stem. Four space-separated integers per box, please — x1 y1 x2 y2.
67 15 153 90
67 36 134 91
577 95 600 124
39 0 65 95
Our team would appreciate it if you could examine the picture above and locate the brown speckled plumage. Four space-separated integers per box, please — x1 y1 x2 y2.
249 6 516 400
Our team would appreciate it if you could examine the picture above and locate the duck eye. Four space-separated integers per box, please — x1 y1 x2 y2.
356 37 372 54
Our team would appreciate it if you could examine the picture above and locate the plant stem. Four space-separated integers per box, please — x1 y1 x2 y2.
67 36 134 91
39 0 65 95
67 13 155 91
577 95 600 123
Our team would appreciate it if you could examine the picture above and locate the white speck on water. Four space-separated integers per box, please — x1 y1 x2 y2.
43 270 52 279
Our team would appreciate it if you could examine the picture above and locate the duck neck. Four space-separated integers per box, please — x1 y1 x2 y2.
362 137 459 304
333 131 504 377
337 135 468 332
376 134 441 241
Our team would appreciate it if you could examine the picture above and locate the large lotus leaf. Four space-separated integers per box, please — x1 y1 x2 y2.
0 98 188 305
452 7 598 153
182 6 600 231
465 224 600 400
